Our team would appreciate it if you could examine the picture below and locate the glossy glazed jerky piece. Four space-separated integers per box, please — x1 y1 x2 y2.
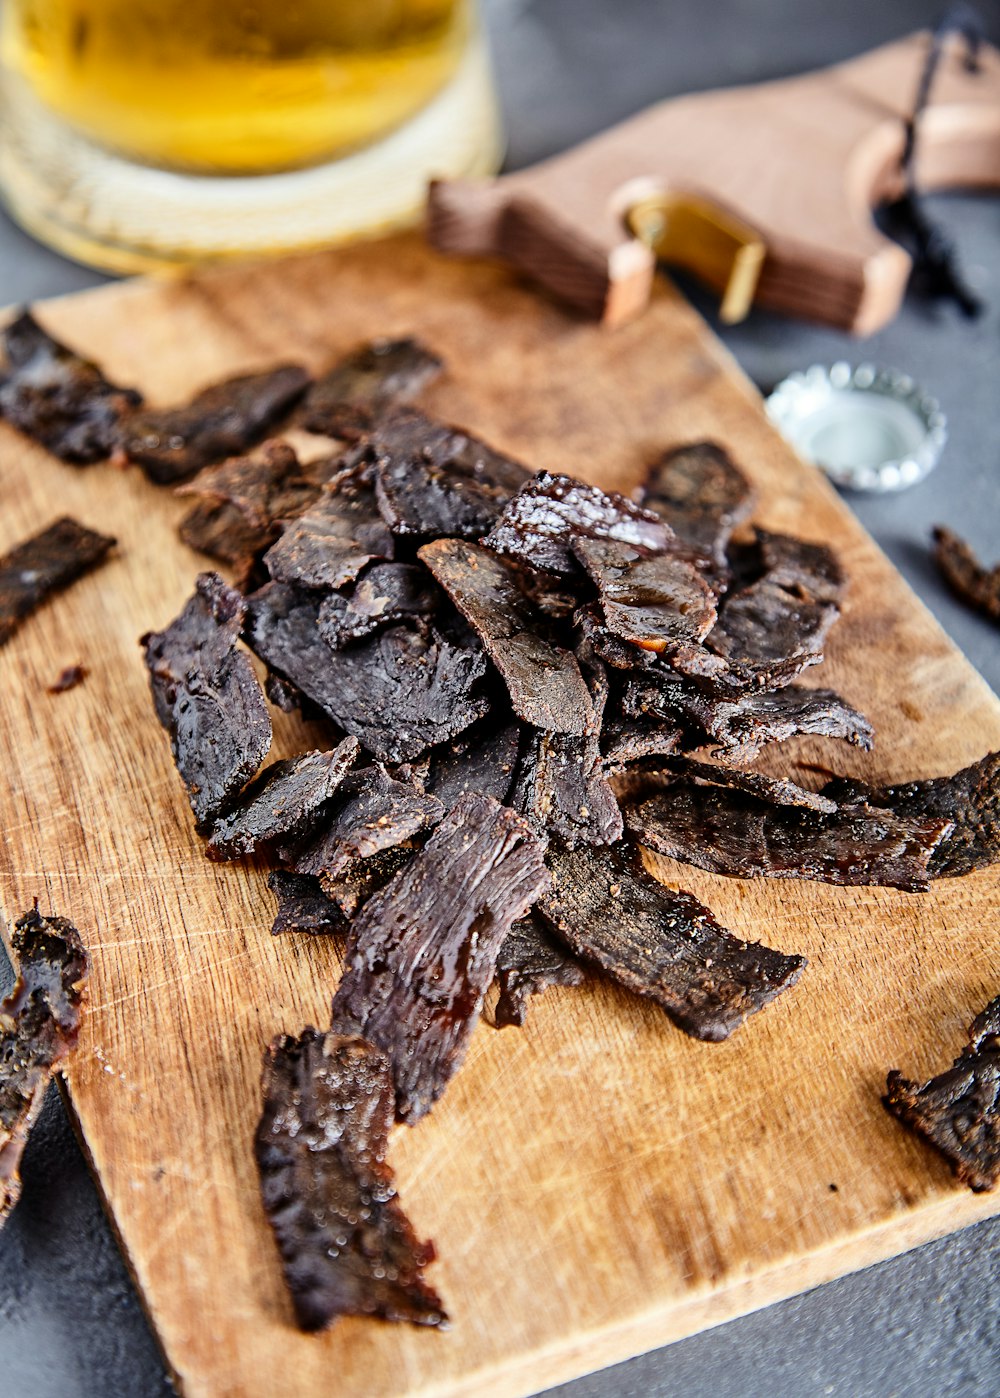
332 794 550 1123
0 906 90 1220
142 572 272 830
298 338 444 440
884 996 1000 1192
0 517 116 647
206 740 360 860
317 564 440 650
932 526 1000 623
419 538 592 735
0 309 141 463
123 364 310 484
572 536 716 654
267 872 346 937
425 718 520 808
256 1029 447 1331
625 780 950 891
537 844 804 1042
484 471 673 578
372 406 530 539
512 724 623 849
493 912 586 1029
244 583 489 762
639 441 754 567
264 470 395 592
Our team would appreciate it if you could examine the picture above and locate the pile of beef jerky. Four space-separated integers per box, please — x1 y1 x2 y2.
3 310 999 1327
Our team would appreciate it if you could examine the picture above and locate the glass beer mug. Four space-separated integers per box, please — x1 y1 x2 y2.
0 0 501 272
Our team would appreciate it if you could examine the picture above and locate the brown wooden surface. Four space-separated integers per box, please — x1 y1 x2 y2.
0 235 998 1398
428 33 1000 331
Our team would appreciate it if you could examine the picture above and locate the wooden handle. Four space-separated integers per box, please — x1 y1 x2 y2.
428 33 1000 332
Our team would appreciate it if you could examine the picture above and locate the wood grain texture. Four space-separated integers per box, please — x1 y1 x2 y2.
0 235 998 1398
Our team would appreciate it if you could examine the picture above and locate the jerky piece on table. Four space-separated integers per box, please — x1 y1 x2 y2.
206 739 359 860
493 911 586 1030
298 338 444 440
625 777 951 892
536 844 804 1042
263 469 394 591
0 309 141 464
823 750 1000 880
884 996 1000 1192
372 407 530 539
419 538 592 734
638 441 754 569
142 572 271 830
47 663 87 694
319 845 418 921
122 364 310 485
317 564 439 650
572 536 717 654
267 872 345 937
256 1029 447 1332
0 517 116 647
601 714 682 773
660 757 838 813
178 440 322 556
754 529 846 606
179 498 264 573
332 793 550 1123
512 724 623 849
932 525 1000 623
245 583 489 762
484 471 673 578
0 906 90 1220
425 718 520 807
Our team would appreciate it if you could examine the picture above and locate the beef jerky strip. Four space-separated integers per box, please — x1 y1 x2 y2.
263 469 394 591
122 364 310 484
332 793 550 1123
822 750 1000 879
256 1029 447 1331
298 338 443 440
206 739 360 860
884 996 1000 1192
601 714 682 773
625 779 951 892
658 756 838 813
493 911 585 1030
267 872 345 937
512 724 623 849
317 845 418 921
754 529 846 606
419 538 592 735
425 717 520 808
536 843 804 1042
484 470 673 578
142 572 271 830
244 583 489 762
638 441 754 569
0 906 90 1220
0 517 116 647
0 309 141 464
372 406 530 540
178 499 266 588
572 536 717 654
932 525 1000 624
574 604 659 672
317 564 439 650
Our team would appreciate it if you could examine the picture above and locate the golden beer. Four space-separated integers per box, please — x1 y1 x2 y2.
1 0 471 173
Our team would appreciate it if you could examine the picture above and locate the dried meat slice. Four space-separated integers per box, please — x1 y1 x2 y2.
179 497 264 572
536 844 804 1042
484 471 673 578
572 536 717 654
177 440 322 560
932 525 1000 623
244 583 489 763
0 906 90 1220
601 714 682 773
267 872 345 937
638 441 754 568
317 564 439 650
0 517 116 646
142 572 272 829
884 996 1000 1192
625 778 951 891
264 467 394 591
419 538 592 735
206 740 360 859
512 725 623 849
372 407 530 539
0 310 141 463
493 912 585 1029
256 1028 447 1331
332 794 550 1123
317 845 418 920
660 757 838 813
123 365 310 484
298 338 444 440
424 718 520 808
755 529 846 606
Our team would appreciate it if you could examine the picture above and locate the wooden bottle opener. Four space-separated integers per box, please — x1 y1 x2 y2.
428 33 1000 332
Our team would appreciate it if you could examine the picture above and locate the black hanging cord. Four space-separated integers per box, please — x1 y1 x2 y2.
880 4 985 317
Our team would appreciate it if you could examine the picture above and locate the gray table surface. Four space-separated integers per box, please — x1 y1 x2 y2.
1 1 998 1394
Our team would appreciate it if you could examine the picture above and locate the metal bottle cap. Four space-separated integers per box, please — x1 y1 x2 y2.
765 363 947 492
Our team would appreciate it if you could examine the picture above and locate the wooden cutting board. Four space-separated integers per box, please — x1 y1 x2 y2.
0 235 998 1398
